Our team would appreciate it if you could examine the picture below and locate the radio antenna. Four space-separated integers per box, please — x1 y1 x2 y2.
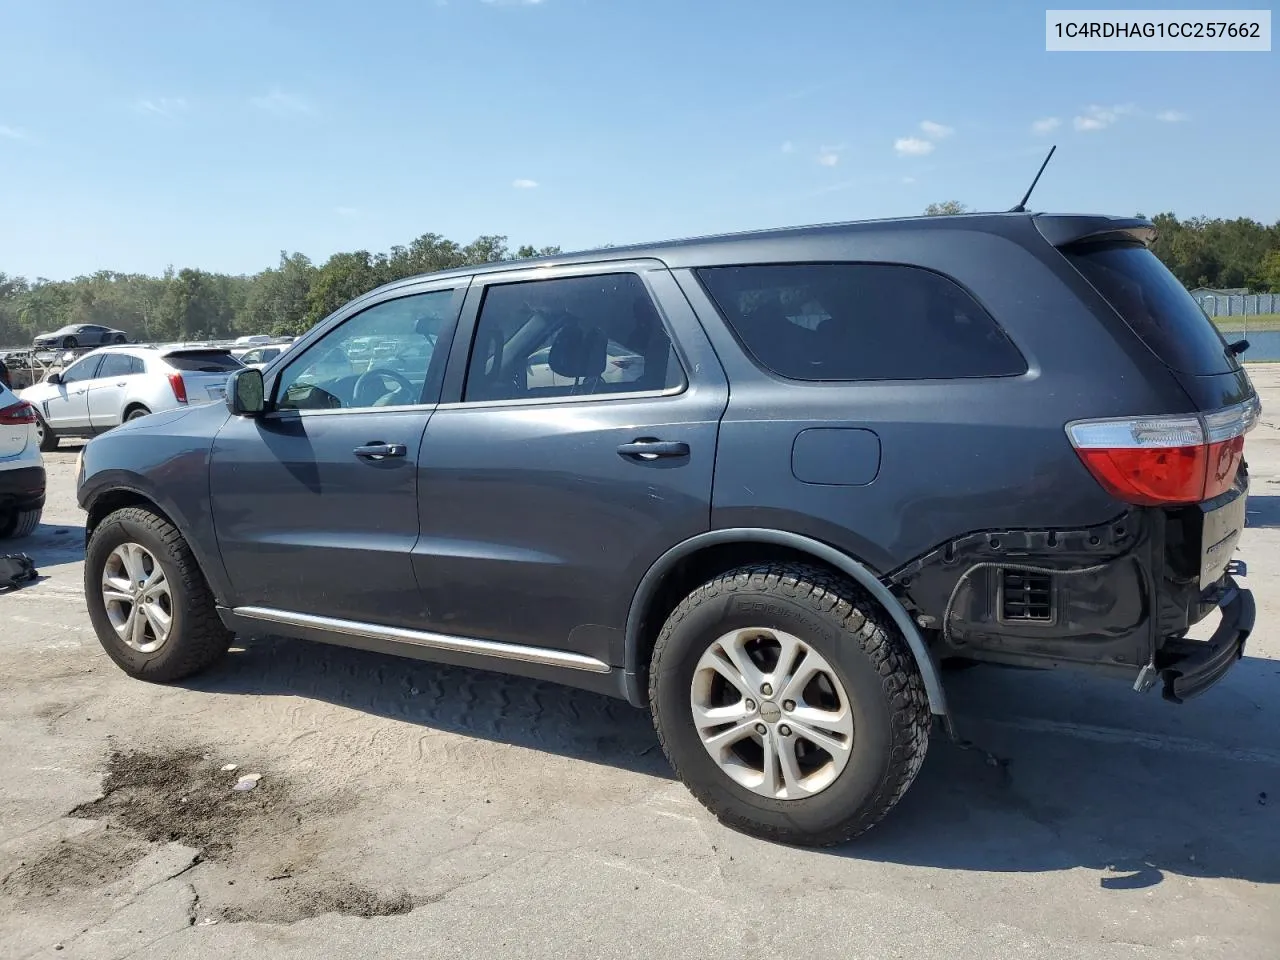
1009 145 1056 213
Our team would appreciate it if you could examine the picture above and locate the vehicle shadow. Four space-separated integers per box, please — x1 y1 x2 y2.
1246 494 1280 528
7 522 85 574
185 634 1280 886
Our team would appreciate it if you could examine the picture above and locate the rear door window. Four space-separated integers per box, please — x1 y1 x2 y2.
162 351 244 373
1063 242 1236 376
696 263 1026 381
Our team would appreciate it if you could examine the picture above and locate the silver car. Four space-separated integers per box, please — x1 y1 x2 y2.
19 345 243 450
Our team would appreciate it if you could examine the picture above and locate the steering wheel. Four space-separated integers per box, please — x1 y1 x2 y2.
352 368 416 407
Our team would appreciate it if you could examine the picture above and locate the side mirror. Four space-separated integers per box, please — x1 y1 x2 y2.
226 367 266 417
46 372 63 385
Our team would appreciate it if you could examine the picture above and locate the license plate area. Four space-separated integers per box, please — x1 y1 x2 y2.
1198 489 1246 589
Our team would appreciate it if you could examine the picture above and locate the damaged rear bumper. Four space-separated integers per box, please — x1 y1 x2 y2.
1154 570 1254 703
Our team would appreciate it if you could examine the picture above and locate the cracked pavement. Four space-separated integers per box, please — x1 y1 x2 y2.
2 369 1280 958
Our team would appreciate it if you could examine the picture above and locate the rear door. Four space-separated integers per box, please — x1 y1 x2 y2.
87 352 143 429
40 353 103 431
411 261 728 666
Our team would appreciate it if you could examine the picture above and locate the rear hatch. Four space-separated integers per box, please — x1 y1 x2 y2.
1037 214 1259 589
0 385 33 459
161 349 243 404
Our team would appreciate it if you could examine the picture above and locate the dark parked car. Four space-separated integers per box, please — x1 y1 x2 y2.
33 324 129 350
75 212 1257 845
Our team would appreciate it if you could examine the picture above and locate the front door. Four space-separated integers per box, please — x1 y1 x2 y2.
413 263 728 666
41 353 103 432
209 281 466 624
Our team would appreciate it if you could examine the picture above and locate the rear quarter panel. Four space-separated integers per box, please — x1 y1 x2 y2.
672 218 1196 572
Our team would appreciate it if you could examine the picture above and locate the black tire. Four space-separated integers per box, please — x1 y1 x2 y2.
0 507 41 539
125 406 151 422
649 563 931 847
63 336 78 349
84 506 232 682
34 414 59 452
113 334 127 344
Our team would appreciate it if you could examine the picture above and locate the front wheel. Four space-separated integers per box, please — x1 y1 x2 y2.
84 506 232 682
62 336 78 349
34 414 59 451
649 563 931 847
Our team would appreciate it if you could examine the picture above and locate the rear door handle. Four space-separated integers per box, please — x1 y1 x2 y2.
354 442 407 460
617 439 690 460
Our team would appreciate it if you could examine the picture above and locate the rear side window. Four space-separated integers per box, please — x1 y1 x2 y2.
696 263 1026 381
162 351 243 373
1063 242 1236 376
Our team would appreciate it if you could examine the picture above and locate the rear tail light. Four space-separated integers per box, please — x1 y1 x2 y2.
1067 397 1259 506
167 373 188 404
0 401 38 425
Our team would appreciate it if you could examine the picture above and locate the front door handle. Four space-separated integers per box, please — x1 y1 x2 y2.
617 439 690 461
354 442 407 460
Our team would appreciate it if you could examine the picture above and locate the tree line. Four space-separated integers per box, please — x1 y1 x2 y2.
4 211 1280 349
0 234 561 349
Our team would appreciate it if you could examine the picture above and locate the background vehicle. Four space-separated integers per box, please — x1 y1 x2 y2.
75 212 1256 847
0 382 44 539
20 345 242 449
234 345 285 368
32 324 128 350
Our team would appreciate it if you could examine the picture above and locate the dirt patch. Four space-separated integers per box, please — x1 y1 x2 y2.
2 827 151 899
71 747 286 860
219 880 421 924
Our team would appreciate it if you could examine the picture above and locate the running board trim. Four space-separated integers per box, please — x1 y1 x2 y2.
232 606 613 674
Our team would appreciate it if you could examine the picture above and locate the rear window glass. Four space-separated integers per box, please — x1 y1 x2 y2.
696 263 1026 381
163 351 243 373
1063 242 1236 376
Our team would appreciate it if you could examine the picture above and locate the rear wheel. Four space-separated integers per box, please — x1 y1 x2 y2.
125 406 151 422
112 334 127 344
0 507 41 539
649 563 931 846
85 506 232 681
34 415 59 452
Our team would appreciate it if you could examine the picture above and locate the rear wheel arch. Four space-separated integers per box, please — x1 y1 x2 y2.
123 403 151 422
623 528 948 718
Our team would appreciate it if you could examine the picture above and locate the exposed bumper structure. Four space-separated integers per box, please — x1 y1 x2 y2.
1158 573 1255 703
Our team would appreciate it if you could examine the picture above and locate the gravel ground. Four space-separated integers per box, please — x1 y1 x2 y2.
2 372 1278 959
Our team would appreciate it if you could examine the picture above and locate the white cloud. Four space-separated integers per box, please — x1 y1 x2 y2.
512 178 539 189
251 88 318 117
894 136 934 157
134 97 188 118
781 140 794 154
817 148 840 167
0 125 28 140
902 176 916 184
1031 116 1061 135
1156 109 1189 123
335 206 360 217
1073 103 1133 132
919 120 954 140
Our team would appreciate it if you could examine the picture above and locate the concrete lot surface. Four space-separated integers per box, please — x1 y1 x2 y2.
2 371 1278 959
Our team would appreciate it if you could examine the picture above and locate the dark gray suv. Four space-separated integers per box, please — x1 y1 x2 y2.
76 212 1258 845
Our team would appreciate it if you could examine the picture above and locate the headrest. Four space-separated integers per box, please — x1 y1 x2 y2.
548 322 607 380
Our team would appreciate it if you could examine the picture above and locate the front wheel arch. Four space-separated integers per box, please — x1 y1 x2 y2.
623 528 948 719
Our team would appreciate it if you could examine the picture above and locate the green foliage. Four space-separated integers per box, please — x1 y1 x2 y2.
0 231 561 346
923 201 970 216
3 212 1277 349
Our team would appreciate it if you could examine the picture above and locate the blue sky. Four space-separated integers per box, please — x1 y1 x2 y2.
1 0 1276 280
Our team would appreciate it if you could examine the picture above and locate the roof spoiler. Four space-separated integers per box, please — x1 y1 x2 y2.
1032 214 1157 248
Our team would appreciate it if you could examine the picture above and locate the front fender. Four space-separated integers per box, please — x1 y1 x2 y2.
78 429 232 605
